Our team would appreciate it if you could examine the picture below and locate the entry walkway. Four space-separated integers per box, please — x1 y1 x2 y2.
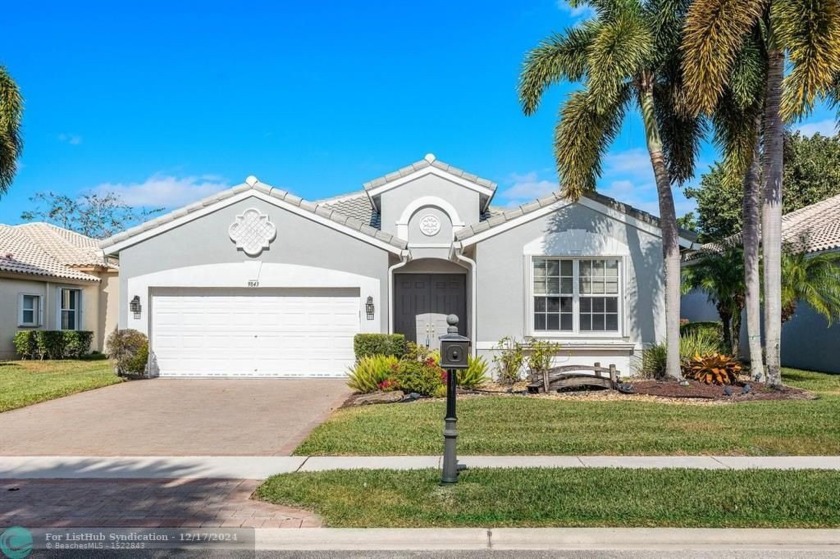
1 455 838 479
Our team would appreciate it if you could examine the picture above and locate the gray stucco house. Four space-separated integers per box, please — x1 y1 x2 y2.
101 155 694 378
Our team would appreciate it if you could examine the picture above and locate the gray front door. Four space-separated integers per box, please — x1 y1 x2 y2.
394 274 467 350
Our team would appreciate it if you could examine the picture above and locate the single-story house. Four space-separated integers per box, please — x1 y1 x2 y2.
681 192 840 373
101 155 695 378
0 223 119 359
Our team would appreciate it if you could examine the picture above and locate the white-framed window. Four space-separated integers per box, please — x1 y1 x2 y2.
18 294 42 327
531 257 622 336
60 288 81 331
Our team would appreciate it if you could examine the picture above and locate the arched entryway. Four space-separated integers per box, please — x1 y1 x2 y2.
393 259 468 350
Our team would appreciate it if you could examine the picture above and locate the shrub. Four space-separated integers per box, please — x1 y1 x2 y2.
526 339 562 382
13 330 94 360
396 358 446 397
457 355 490 389
640 343 667 379
13 331 37 359
680 329 722 358
683 353 742 385
353 334 406 360
34 331 67 359
106 329 149 377
347 355 399 393
492 337 524 385
680 322 724 346
640 330 728 379
63 331 93 358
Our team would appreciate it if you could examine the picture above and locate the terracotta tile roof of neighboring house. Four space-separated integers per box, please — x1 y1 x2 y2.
779 192 840 254
689 192 840 260
0 222 114 281
318 191 381 229
455 190 699 242
363 155 498 191
100 180 408 252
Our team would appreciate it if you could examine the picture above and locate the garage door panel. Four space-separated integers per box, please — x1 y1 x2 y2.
151 289 360 377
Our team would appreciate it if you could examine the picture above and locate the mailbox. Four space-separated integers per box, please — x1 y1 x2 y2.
439 314 470 483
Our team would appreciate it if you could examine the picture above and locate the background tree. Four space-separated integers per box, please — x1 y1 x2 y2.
682 165 744 242
20 191 162 239
0 65 23 195
685 132 840 241
518 0 702 379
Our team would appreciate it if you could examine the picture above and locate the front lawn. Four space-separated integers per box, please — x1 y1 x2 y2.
255 468 840 528
295 368 840 456
0 359 122 413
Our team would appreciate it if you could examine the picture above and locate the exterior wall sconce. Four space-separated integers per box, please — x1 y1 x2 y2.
130 296 142 319
365 296 375 320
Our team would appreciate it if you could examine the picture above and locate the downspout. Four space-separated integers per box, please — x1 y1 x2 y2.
388 250 411 333
452 242 477 357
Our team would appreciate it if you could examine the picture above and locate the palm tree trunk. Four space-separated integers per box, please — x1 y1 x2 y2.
762 48 784 388
743 117 764 381
719 308 733 354
731 304 742 360
639 76 682 379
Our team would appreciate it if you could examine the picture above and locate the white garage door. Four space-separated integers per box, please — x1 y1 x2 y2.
151 288 360 377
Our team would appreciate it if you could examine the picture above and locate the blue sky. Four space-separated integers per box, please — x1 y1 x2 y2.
0 0 836 225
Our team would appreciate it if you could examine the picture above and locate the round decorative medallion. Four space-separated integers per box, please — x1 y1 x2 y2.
419 214 441 236
228 208 277 256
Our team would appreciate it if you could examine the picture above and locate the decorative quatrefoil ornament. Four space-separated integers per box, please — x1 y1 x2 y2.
228 208 277 256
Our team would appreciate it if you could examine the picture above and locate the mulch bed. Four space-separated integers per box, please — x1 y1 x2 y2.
341 379 816 407
627 378 815 402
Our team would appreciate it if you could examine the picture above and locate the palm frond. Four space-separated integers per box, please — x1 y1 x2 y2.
774 0 840 120
729 31 767 110
781 248 840 324
712 90 763 190
554 85 631 199
586 9 653 113
644 0 692 67
578 0 639 22
0 66 24 195
654 81 707 184
681 0 768 115
518 24 599 115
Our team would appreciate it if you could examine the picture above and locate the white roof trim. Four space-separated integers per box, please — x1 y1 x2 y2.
457 196 696 247
103 187 405 256
366 166 496 202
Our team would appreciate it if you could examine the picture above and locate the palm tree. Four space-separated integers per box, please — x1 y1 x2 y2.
681 0 840 387
709 32 766 380
518 0 702 379
0 66 23 195
682 244 745 357
781 248 840 324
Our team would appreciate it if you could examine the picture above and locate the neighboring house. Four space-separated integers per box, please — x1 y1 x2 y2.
101 155 695 378
681 192 840 373
0 223 119 359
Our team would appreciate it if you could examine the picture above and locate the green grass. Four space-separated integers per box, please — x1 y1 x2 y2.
0 359 123 413
256 468 840 528
295 368 840 456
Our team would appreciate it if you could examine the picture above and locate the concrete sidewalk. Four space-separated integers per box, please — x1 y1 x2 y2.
1 455 839 479
253 528 840 551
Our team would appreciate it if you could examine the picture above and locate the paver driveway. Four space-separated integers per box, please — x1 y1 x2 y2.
0 379 349 456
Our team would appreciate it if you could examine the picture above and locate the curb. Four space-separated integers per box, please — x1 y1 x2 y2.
253 528 840 551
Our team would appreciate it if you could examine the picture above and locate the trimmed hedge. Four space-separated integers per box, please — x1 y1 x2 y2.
13 330 94 360
353 334 406 360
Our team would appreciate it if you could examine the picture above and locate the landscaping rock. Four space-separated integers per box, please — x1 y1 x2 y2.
350 391 405 406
